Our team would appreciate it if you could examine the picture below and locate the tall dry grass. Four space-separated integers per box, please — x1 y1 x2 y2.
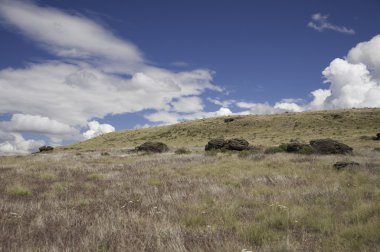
1 148 379 251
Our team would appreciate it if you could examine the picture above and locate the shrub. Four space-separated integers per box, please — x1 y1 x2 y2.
264 144 288 154
101 152 110 156
7 185 32 197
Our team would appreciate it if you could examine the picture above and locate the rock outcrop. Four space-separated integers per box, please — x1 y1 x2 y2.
39 146 54 152
309 139 353 155
136 142 169 153
205 138 250 151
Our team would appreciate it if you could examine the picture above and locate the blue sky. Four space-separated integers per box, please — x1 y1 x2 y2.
0 0 379 154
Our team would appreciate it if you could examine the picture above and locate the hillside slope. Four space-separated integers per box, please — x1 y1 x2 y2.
65 108 380 152
1 108 380 251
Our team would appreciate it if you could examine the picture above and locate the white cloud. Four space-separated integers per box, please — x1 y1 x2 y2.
0 130 44 155
170 96 204 113
274 102 304 112
347 35 380 78
308 13 355 35
236 35 380 114
0 0 222 154
236 102 279 114
144 107 233 125
83 120 115 139
207 98 236 107
0 114 78 136
0 0 143 73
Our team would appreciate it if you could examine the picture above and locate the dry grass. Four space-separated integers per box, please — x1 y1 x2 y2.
1 108 380 251
0 149 379 251
61 108 380 152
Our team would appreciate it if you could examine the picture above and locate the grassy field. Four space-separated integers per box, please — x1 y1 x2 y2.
1 108 380 251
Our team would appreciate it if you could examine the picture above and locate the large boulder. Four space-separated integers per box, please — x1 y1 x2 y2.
39 146 54 152
205 138 250 151
205 138 226 151
225 138 250 151
309 139 353 155
136 142 169 153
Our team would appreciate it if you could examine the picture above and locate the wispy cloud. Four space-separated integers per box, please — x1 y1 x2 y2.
308 13 355 35
0 0 224 153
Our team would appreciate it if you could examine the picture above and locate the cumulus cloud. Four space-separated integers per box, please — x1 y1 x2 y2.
0 114 78 135
235 35 380 114
308 13 355 35
170 96 204 113
144 107 233 125
83 121 115 139
0 130 44 155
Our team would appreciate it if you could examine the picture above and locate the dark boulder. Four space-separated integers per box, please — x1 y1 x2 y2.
225 138 250 151
310 139 353 155
39 146 54 152
333 161 360 170
136 142 169 153
224 118 235 123
374 133 380 140
205 138 226 151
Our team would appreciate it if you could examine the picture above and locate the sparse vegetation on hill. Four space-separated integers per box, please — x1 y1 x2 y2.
1 108 380 251
63 108 380 152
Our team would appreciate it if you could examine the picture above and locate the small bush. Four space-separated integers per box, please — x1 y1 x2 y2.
175 147 191 155
101 152 110 156
264 144 288 154
297 145 316 155
87 173 104 181
8 185 32 197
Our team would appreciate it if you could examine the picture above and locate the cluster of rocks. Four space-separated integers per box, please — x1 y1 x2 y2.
281 139 353 155
205 138 250 151
39 146 54 152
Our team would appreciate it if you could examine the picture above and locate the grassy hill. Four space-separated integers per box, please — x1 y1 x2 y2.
1 108 380 251
65 107 380 151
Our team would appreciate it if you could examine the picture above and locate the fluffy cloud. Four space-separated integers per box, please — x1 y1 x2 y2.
83 121 115 139
0 114 78 135
236 35 380 114
308 13 355 35
0 130 44 155
144 107 233 125
0 0 222 154
170 96 204 113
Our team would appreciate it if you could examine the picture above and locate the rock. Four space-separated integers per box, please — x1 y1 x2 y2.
136 142 169 153
205 138 226 151
225 138 250 151
309 139 353 155
205 138 250 151
39 146 54 152
224 118 235 123
333 161 360 170
374 133 380 140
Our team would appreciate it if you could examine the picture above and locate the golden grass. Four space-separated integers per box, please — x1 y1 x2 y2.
1 108 380 251
60 108 380 152
0 149 379 251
